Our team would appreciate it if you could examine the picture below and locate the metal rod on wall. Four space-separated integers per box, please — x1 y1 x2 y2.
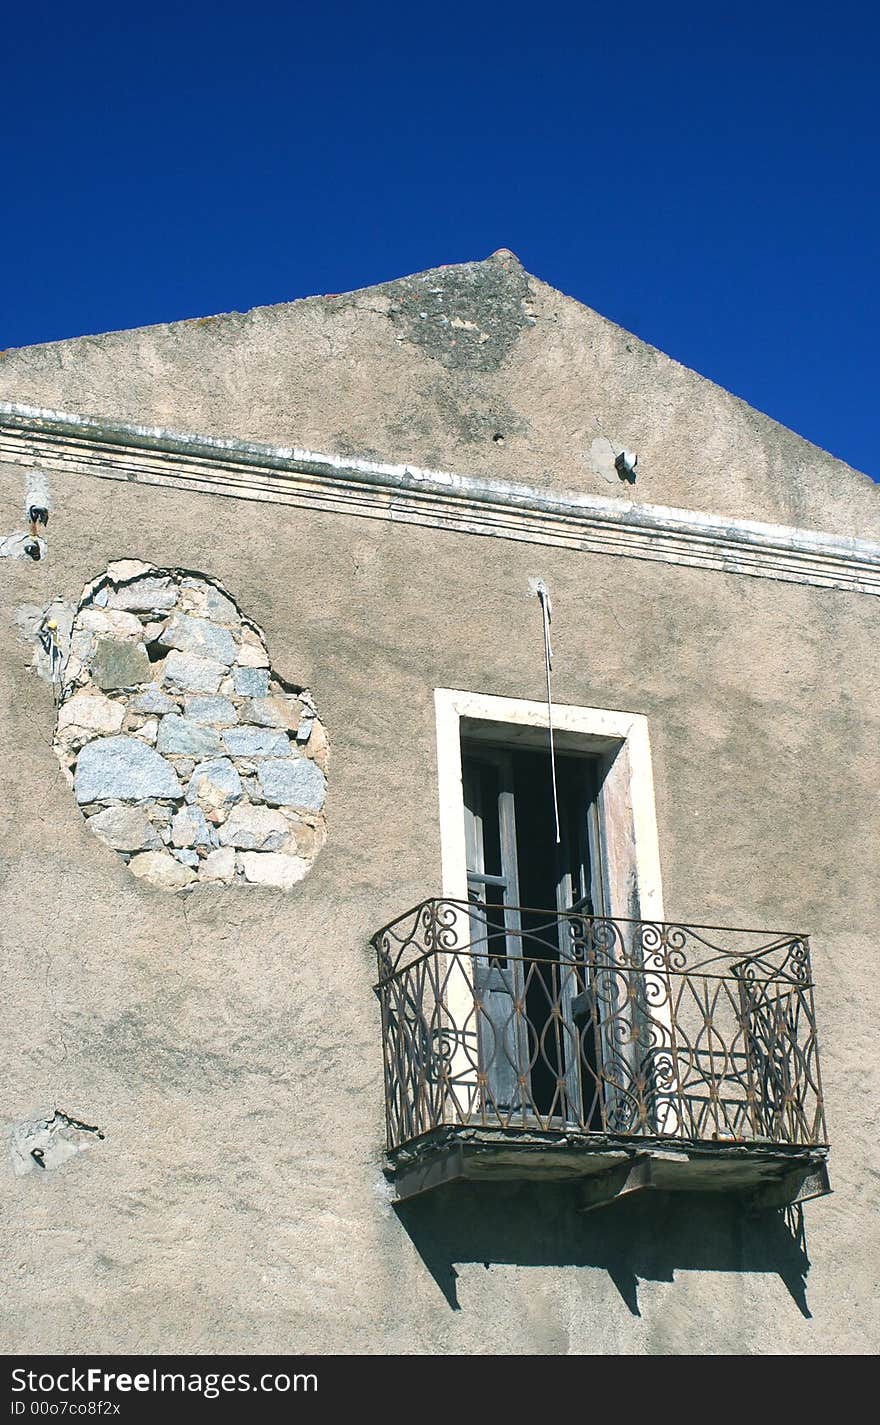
532 578 561 845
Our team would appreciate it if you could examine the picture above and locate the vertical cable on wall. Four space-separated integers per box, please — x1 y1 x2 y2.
533 579 561 845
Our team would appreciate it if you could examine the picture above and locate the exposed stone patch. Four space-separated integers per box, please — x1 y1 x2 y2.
385 253 532 372
52 564 328 892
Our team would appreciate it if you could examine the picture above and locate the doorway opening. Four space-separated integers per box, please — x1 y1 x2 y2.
462 740 606 1126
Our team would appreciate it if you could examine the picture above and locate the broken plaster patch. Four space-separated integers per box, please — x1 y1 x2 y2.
46 565 328 892
10 1109 105 1177
0 466 51 560
385 254 532 372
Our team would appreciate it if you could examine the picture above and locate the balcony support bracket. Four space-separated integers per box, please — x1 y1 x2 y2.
577 1154 657 1213
747 1160 832 1214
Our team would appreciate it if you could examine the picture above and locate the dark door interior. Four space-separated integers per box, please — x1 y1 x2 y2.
462 741 605 1126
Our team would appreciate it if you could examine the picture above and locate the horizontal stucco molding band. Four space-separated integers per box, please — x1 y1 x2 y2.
2 400 879 597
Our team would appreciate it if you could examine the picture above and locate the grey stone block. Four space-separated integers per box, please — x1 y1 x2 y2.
217 803 292 851
91 638 152 690
244 695 303 730
159 613 238 665
181 580 240 625
184 695 238 726
257 758 326 810
130 685 177 715
162 650 226 694
74 736 182 804
106 576 178 612
157 713 223 757
221 726 291 758
186 757 243 809
87 805 163 852
171 805 213 848
233 667 270 698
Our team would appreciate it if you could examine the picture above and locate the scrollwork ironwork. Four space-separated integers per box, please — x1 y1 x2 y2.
372 902 826 1153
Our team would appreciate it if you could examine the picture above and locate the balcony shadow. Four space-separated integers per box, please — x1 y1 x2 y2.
395 1184 811 1317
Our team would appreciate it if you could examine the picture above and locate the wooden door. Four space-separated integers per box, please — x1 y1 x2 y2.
462 751 528 1121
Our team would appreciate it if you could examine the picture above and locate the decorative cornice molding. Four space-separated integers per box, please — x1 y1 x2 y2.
1 400 879 596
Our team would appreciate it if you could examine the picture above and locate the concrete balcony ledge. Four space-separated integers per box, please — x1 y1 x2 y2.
386 1124 831 1209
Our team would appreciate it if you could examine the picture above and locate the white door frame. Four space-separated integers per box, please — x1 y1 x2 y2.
434 688 664 920
433 688 676 1135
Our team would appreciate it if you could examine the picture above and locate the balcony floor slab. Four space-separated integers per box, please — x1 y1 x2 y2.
387 1126 830 1210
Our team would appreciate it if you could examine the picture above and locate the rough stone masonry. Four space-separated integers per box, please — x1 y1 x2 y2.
52 560 328 890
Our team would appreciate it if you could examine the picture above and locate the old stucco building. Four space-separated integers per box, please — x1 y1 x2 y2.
1 251 878 1353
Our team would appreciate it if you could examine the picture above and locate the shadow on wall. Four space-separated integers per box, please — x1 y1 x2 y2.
395 1183 812 1318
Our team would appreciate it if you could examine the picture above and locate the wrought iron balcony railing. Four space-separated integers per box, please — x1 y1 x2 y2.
373 901 827 1179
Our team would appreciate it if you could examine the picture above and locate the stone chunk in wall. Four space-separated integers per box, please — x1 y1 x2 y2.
56 690 125 747
171 805 213 848
87 805 163 852
238 852 310 889
162 650 227 694
233 667 270 698
158 614 238 665
184 695 238 726
74 736 182 804
91 638 152 691
105 576 177 612
157 713 223 757
221 727 291 758
179 580 239 625
200 846 237 881
257 758 326 810
130 685 177 716
217 803 292 851
185 757 243 811
244 696 303 731
129 850 197 889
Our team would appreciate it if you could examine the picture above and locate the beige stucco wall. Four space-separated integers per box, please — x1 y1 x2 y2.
1 260 878 1353
0 474 876 1353
1 251 878 540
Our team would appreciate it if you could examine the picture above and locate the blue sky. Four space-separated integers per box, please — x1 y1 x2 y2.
3 2 878 480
